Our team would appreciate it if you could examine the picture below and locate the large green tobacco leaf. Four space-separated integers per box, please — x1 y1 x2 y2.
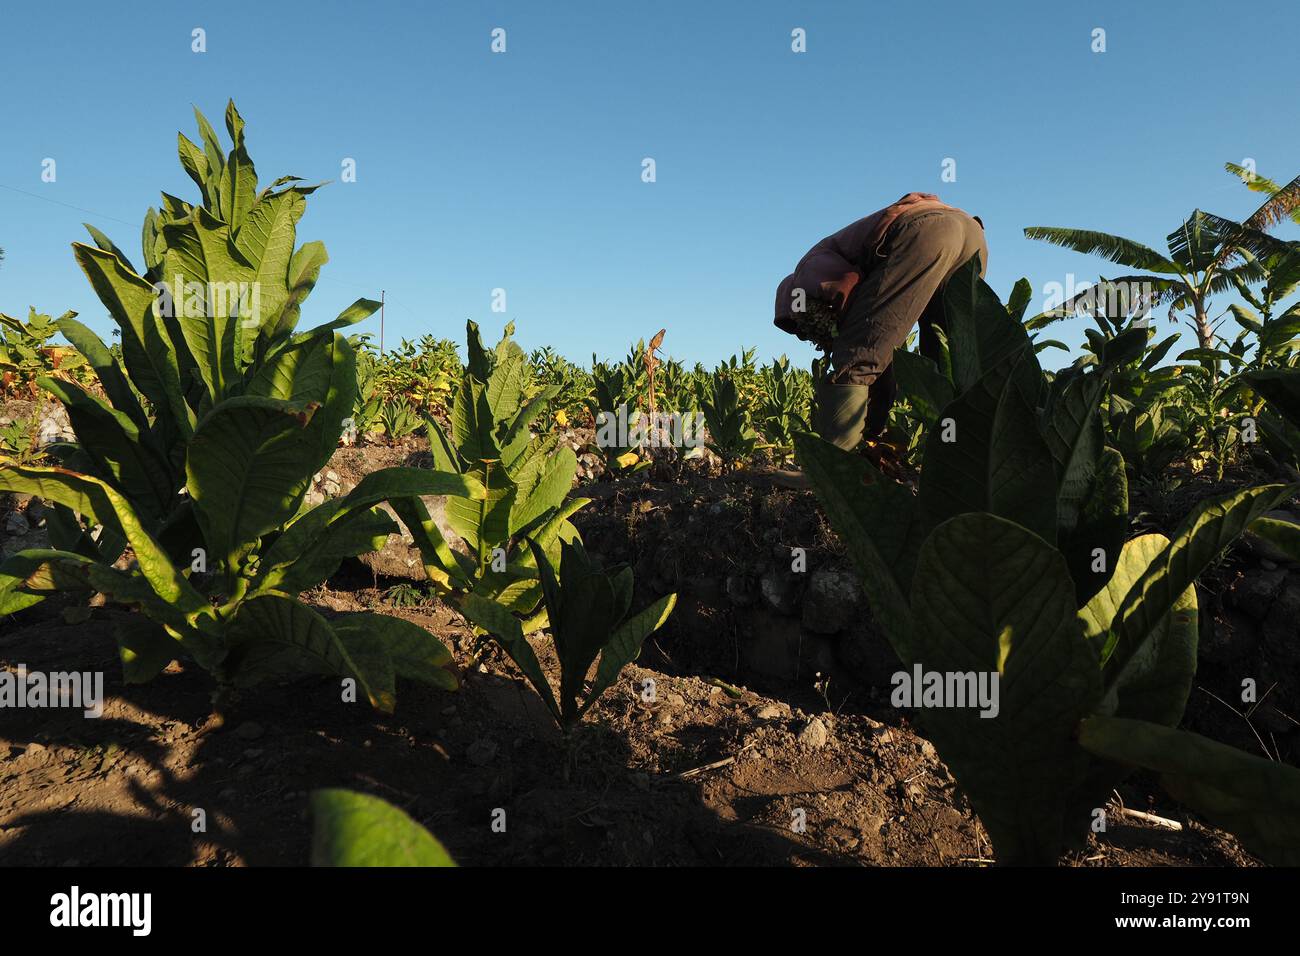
1101 483 1297 682
1246 515 1300 561
1041 371 1107 533
55 313 150 433
918 354 1058 546
0 466 207 618
581 592 677 718
459 591 560 721
793 431 924 659
1079 717 1300 866
186 396 322 566
1081 534 1197 727
37 376 176 522
909 513 1100 864
310 789 456 867
332 613 458 691
447 459 515 558
230 187 305 336
942 255 1036 393
1244 368 1300 427
72 243 194 436
890 348 954 425
248 332 357 474
510 445 577 535
161 206 254 400
224 594 390 706
114 616 181 684
1059 446 1128 605
255 502 395 595
451 377 499 464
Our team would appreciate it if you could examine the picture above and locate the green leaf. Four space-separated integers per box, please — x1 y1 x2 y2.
793 431 922 659
72 243 194 436
310 789 456 867
255 502 396 595
333 613 458 692
919 354 1058 546
941 256 1035 392
1246 516 1300 561
37 376 176 523
186 397 322 566
224 594 390 707
909 513 1100 865
1059 446 1128 605
459 590 560 722
1102 484 1297 680
1078 717 1300 866
115 616 180 684
1244 368 1300 429
1081 534 1196 727
581 593 676 717
891 348 954 425
0 467 208 618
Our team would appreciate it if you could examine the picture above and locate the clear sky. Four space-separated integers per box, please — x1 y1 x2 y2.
2 0 1297 368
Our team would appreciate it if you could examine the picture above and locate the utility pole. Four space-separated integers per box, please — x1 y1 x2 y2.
379 290 385 354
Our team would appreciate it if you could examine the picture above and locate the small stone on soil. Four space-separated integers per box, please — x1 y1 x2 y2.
798 717 829 749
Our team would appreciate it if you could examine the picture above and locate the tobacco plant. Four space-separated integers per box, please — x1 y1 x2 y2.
460 537 675 730
755 355 811 460
796 255 1300 865
408 321 587 630
0 103 478 711
697 369 762 471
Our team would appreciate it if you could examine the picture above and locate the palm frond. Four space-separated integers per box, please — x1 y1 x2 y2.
1023 226 1180 274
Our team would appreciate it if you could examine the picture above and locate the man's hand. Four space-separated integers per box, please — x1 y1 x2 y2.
822 271 860 312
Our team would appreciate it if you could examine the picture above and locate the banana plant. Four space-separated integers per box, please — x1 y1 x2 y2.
459 537 676 731
404 321 587 630
0 103 480 711
795 258 1300 864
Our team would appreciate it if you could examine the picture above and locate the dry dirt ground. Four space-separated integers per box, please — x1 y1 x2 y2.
0 442 1286 867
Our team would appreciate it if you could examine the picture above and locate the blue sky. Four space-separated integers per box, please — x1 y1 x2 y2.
2 0 1297 368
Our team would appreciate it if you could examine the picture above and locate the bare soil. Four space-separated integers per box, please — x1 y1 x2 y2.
0 443 1280 867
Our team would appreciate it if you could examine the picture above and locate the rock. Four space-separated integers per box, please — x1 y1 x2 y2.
802 569 862 634
754 703 784 720
797 717 829 749
25 499 47 527
466 739 498 766
4 511 29 535
234 721 265 741
1262 578 1300 668
741 609 803 679
1228 569 1288 619
759 569 800 615
725 575 755 607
